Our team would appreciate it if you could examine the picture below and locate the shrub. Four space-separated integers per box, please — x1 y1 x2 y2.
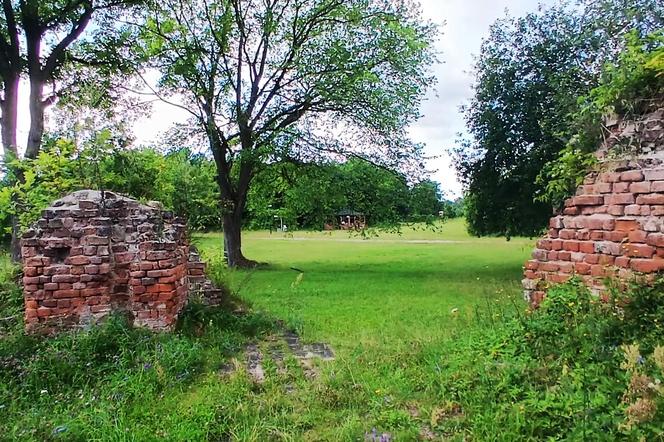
428 277 664 439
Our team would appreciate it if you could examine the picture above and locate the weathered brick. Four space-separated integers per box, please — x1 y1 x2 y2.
607 193 635 205
599 172 622 183
146 251 171 261
628 230 648 243
25 257 45 267
607 205 625 216
629 181 651 193
563 241 580 252
624 204 641 216
574 195 604 206
574 262 591 275
590 231 604 240
559 230 576 240
615 219 640 232
549 217 564 229
637 194 664 205
604 231 628 242
650 180 664 192
613 182 630 193
36 307 52 318
66 255 90 266
559 262 575 274
646 233 664 247
615 256 631 268
85 235 109 245
579 215 615 230
594 241 622 255
52 274 78 283
621 170 644 182
21 191 199 333
623 243 655 258
631 259 664 273
548 273 572 284
644 169 664 181
652 206 664 216
146 269 170 278
22 276 40 285
53 289 80 298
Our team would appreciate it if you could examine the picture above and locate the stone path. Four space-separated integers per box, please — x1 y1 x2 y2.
221 326 335 383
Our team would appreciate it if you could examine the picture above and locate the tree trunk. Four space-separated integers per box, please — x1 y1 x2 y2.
222 209 257 268
207 121 257 268
10 217 21 262
1 74 22 262
25 76 45 159
1 74 19 157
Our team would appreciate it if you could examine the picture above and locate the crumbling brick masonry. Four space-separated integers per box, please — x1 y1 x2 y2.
524 108 664 306
21 190 212 332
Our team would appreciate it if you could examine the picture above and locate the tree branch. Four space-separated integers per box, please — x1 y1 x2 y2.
42 1 94 78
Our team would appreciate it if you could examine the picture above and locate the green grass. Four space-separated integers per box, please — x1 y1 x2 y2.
194 219 532 348
0 219 538 440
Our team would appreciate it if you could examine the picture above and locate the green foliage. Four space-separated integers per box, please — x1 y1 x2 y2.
0 138 222 242
588 31 664 118
0 253 21 333
408 180 443 221
0 139 83 235
439 197 465 219
8 223 664 438
0 271 276 440
161 150 221 231
535 146 598 208
246 159 446 230
0 138 443 242
423 278 664 439
138 0 437 265
535 31 664 207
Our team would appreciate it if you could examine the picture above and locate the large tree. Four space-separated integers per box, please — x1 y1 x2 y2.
139 0 436 267
454 0 664 238
0 0 142 259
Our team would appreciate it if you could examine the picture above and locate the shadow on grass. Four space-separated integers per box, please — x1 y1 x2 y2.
239 260 524 284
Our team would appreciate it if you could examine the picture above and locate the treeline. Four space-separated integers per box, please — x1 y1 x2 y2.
246 160 463 230
0 136 461 242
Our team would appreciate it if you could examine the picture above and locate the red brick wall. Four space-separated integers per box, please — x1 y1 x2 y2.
22 191 192 332
523 164 664 305
523 108 664 306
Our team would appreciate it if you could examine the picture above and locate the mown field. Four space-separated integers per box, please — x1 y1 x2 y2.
194 219 532 348
0 219 540 441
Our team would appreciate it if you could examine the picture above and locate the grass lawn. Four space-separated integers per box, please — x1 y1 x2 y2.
1 219 536 441
194 219 533 348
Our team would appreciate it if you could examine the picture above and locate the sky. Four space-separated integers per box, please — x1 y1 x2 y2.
15 0 551 197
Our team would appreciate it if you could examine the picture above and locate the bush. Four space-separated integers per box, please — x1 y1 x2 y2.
536 31 664 208
428 277 664 439
0 254 21 333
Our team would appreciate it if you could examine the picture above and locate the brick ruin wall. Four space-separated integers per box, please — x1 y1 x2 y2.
523 108 664 306
22 190 222 333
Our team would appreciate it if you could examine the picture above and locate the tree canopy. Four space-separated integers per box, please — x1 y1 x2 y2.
137 0 437 266
454 0 664 238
